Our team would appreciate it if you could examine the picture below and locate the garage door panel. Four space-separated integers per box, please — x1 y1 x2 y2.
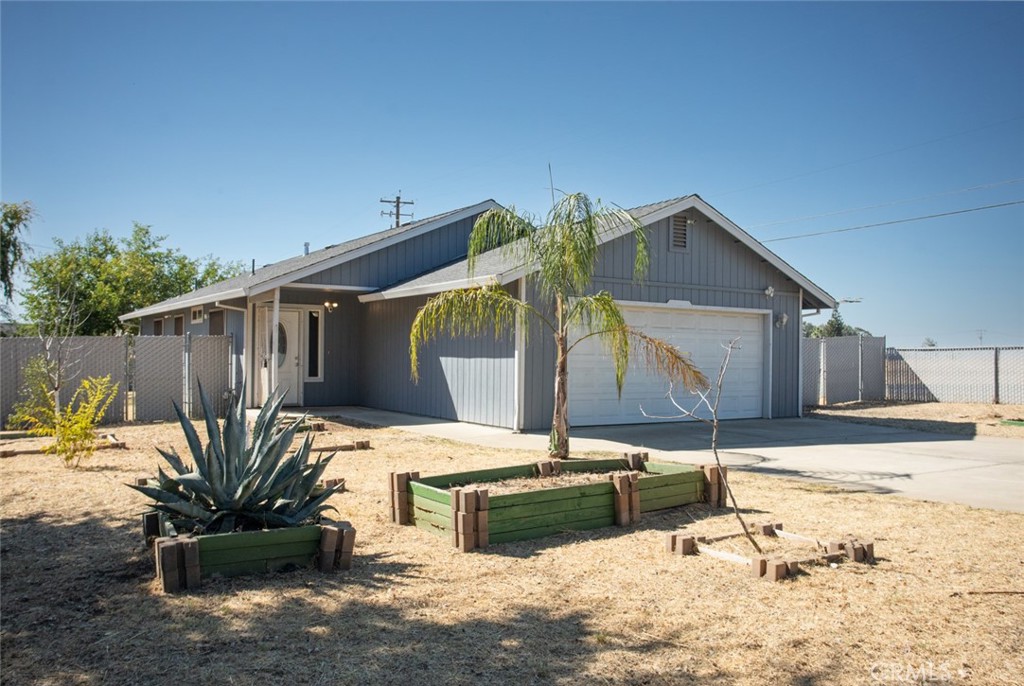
568 307 765 426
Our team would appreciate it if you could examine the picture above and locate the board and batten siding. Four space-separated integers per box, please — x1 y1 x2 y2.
359 290 517 428
296 215 483 289
521 211 805 429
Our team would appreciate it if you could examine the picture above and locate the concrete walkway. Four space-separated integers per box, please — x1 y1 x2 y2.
300 406 1024 513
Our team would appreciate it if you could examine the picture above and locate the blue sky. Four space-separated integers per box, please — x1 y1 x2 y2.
3 1 1022 347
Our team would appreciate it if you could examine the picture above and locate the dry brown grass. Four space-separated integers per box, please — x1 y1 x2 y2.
808 401 1024 439
2 419 1023 685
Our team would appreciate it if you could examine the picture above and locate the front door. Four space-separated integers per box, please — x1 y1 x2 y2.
276 310 302 405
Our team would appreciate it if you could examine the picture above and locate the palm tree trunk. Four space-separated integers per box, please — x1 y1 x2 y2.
550 332 570 458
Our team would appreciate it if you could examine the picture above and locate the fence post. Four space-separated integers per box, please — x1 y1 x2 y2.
818 338 827 405
858 334 864 403
994 347 1000 405
183 333 192 417
228 333 236 400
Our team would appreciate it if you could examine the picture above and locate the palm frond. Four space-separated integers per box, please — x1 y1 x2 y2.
467 206 538 276
566 292 630 393
409 286 535 382
628 327 710 393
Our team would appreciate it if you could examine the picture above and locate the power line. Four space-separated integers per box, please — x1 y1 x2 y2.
711 113 1024 198
762 200 1024 243
748 177 1024 230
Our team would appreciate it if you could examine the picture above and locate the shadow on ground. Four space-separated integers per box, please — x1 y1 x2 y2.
0 511 844 686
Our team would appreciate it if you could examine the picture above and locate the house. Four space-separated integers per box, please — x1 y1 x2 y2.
120 194 835 429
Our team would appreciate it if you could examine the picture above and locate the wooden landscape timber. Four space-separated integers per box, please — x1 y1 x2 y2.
390 454 710 551
0 433 128 458
150 522 357 593
665 521 876 582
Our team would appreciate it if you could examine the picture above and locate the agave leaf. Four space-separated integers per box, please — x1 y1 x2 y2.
172 400 210 483
156 447 189 476
221 385 246 490
288 487 341 523
204 443 228 506
172 472 215 499
196 383 229 494
128 484 211 520
247 391 287 463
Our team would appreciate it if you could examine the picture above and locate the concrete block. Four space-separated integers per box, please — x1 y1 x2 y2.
862 541 875 562
751 556 767 578
665 533 679 553
786 560 801 576
679 536 695 555
766 560 788 582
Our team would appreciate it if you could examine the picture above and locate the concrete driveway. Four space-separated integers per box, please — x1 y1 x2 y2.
310 407 1024 513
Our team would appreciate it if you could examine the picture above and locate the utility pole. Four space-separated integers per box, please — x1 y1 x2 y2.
380 192 414 228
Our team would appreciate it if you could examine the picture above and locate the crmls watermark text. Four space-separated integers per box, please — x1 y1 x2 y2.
869 662 964 683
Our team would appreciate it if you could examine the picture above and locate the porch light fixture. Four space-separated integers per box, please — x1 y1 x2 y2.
324 301 338 313
775 313 789 329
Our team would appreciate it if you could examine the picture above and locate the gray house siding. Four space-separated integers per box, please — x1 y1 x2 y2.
521 211 806 429
359 290 517 428
298 215 482 289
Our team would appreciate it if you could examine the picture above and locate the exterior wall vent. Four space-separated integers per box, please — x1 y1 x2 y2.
671 215 690 252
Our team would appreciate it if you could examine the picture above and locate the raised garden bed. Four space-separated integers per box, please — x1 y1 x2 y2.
145 517 355 593
390 454 725 551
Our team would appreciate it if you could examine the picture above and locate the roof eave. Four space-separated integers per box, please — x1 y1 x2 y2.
118 288 247 321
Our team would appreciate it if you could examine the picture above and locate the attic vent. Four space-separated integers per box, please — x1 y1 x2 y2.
671 215 690 252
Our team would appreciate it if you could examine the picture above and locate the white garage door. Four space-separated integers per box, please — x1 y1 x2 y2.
568 305 766 425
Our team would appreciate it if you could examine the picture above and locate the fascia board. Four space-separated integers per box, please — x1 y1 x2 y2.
250 200 502 296
358 275 505 303
118 288 247 321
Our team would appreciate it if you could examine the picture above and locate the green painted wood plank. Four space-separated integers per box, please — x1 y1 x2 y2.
201 554 315 579
409 493 450 517
640 491 704 513
195 525 322 553
490 481 615 509
644 461 701 475
418 464 538 488
412 516 449 538
488 493 614 523
489 504 615 536
408 481 451 505
638 472 703 490
409 506 450 529
199 540 320 567
488 515 616 545
559 459 629 473
640 483 702 503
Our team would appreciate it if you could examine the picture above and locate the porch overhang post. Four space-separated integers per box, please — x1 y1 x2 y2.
271 288 281 398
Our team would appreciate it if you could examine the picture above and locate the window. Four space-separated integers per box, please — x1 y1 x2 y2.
191 306 204 324
208 310 225 336
670 214 690 252
174 315 184 336
306 310 322 381
153 319 163 336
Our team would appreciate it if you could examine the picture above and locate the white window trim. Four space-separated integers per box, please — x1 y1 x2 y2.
190 305 204 324
304 306 325 383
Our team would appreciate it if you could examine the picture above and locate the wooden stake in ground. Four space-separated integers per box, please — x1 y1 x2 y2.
642 337 762 554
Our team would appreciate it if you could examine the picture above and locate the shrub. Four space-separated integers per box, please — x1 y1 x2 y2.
8 355 119 468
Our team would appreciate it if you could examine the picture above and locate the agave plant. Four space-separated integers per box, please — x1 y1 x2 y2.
129 384 342 535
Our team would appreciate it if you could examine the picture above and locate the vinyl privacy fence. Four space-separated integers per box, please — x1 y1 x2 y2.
1 334 235 427
802 336 1024 406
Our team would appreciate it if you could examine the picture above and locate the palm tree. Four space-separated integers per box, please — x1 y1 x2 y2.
410 192 708 458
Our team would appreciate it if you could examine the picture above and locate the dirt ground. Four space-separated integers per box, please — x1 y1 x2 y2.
807 401 1024 439
2 417 1022 685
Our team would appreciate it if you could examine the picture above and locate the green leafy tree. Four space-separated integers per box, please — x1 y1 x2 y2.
410 192 708 458
21 223 243 335
803 309 871 338
1 201 35 316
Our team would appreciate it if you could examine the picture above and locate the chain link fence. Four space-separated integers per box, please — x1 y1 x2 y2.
1 334 234 427
802 337 1024 406
802 336 886 405
886 347 1024 404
